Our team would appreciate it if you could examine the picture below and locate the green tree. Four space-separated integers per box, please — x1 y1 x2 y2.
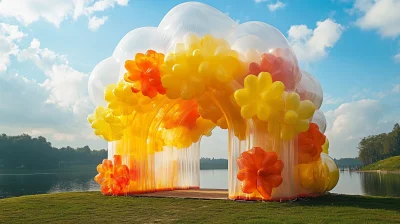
0 134 107 169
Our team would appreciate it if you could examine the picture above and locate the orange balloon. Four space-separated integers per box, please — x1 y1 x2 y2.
236 147 284 199
247 52 299 90
94 155 131 195
124 50 166 98
298 123 326 164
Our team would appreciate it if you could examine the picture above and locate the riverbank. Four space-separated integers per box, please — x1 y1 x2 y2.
361 156 400 172
0 192 399 223
0 164 97 174
356 170 400 174
0 164 229 174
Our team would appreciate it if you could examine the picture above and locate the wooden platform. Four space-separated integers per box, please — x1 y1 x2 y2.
133 189 229 200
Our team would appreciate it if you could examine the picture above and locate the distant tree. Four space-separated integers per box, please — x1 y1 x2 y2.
358 123 400 165
0 134 107 169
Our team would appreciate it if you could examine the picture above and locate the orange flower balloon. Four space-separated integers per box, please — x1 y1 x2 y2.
298 123 326 164
236 147 284 199
94 155 131 195
124 50 166 98
248 53 299 91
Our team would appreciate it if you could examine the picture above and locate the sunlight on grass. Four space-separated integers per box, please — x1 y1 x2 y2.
0 192 399 223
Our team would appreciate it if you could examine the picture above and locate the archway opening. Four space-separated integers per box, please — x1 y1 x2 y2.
199 127 228 190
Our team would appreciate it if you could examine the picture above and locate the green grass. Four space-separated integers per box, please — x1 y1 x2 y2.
361 156 400 171
0 164 97 174
0 192 399 224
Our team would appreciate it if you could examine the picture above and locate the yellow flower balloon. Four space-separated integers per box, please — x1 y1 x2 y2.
190 117 216 143
234 72 285 122
280 92 315 140
105 80 165 116
88 106 125 141
162 117 215 148
105 81 138 116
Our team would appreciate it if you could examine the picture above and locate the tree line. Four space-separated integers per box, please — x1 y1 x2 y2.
3 122 399 170
200 158 228 169
358 123 400 165
0 134 106 169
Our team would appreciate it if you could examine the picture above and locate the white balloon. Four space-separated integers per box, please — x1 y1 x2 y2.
158 2 237 52
229 22 301 91
113 27 167 64
296 70 323 109
228 22 291 51
312 109 327 133
88 57 121 106
231 35 267 56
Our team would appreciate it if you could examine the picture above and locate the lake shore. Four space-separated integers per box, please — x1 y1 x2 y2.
355 170 400 173
0 164 98 174
0 192 399 223
360 156 400 172
0 165 229 175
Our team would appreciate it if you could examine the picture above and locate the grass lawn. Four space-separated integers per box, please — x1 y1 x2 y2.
0 192 399 224
361 156 400 171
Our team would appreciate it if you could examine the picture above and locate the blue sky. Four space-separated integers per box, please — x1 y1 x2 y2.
0 0 400 159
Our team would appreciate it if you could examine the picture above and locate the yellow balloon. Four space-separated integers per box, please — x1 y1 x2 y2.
161 34 243 100
321 153 339 191
297 160 329 194
88 106 125 141
105 81 138 116
322 138 329 154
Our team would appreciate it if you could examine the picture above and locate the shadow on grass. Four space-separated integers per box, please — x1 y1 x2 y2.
295 193 400 212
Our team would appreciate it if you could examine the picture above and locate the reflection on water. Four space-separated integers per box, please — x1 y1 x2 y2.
1 170 399 198
200 170 228 189
0 172 98 198
360 171 400 197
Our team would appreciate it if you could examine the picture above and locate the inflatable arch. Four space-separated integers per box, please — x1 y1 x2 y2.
88 2 339 201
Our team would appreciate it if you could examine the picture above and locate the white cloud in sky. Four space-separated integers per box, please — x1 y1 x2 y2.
392 84 400 92
0 0 73 27
324 94 343 105
394 53 400 63
0 0 129 30
18 38 88 110
350 0 400 38
325 99 396 158
288 19 344 62
0 23 25 72
85 0 128 14
200 128 228 159
254 0 268 3
88 16 108 31
350 87 391 101
18 38 68 71
0 40 102 149
40 65 89 109
373 91 386 99
268 1 286 11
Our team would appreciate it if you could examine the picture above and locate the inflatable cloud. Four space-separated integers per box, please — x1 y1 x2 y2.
88 2 338 201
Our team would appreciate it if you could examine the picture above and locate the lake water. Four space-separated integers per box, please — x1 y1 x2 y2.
1 170 399 198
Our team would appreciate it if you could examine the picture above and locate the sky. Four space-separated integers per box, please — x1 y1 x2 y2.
0 0 400 160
